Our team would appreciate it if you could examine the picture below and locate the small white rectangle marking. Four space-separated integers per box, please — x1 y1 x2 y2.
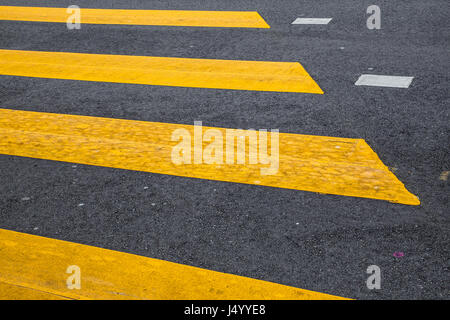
355 75 414 88
292 18 332 25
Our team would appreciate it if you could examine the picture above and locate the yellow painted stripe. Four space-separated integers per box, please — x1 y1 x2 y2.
0 281 70 300
0 6 270 28
0 49 323 94
0 229 347 299
0 108 419 205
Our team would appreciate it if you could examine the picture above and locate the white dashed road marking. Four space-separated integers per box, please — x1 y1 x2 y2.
292 18 332 24
355 74 414 88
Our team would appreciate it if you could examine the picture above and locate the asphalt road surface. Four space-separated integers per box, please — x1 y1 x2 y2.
0 0 448 299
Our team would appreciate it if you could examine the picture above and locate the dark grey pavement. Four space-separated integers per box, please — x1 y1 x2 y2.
0 0 449 299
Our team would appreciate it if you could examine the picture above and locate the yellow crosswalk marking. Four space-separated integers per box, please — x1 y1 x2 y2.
0 229 347 299
0 6 270 28
0 49 323 94
0 281 70 300
0 108 419 205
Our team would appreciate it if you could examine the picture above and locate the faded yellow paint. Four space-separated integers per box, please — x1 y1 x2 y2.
0 281 70 300
0 229 347 300
0 49 323 94
0 6 270 28
0 108 419 205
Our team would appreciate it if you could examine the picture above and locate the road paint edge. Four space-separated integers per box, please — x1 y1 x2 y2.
0 229 349 300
